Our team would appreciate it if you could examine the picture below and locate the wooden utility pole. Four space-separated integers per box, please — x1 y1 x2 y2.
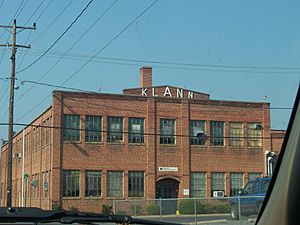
0 19 36 207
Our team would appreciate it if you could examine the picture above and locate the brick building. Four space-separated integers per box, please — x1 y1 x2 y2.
0 67 281 212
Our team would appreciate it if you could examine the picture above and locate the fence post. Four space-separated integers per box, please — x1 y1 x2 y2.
238 195 242 224
194 198 197 225
113 200 116 214
133 199 137 217
159 198 162 221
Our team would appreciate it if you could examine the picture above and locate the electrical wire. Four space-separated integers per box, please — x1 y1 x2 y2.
16 0 94 75
0 122 287 140
31 0 74 43
9 48 300 74
0 0 4 10
23 0 46 25
15 0 118 105
34 0 54 22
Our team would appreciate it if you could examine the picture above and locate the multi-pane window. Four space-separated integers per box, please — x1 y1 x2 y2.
107 171 123 197
107 117 124 142
190 172 206 197
230 173 243 196
128 171 144 197
160 119 176 144
248 173 261 181
43 171 49 197
211 172 225 196
85 171 101 197
31 174 39 198
128 118 144 143
247 123 262 147
229 122 243 147
42 119 51 147
190 120 206 145
85 116 102 142
63 170 80 197
210 122 224 146
33 127 39 151
63 115 80 141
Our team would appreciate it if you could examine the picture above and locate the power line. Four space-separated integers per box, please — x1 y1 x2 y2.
0 122 286 140
20 80 99 93
31 0 74 43
15 0 158 122
16 0 94 75
23 0 46 25
0 0 4 10
34 0 54 22
8 48 300 74
14 0 118 105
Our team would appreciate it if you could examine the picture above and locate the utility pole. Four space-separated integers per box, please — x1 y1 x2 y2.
0 19 36 207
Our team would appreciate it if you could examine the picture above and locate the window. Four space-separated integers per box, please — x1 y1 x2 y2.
63 115 80 141
190 172 206 197
190 120 206 145
85 171 101 197
33 127 39 151
243 181 257 195
128 171 144 197
31 174 39 198
249 173 261 181
211 172 225 196
107 171 123 197
107 117 124 142
247 123 262 147
43 171 49 197
128 118 144 143
229 122 243 147
85 116 102 142
63 170 80 197
43 118 51 147
230 173 243 196
160 119 176 144
210 121 224 146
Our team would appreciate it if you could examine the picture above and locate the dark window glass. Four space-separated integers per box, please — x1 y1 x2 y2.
230 173 243 196
128 171 144 197
63 170 80 197
85 171 101 197
190 172 206 197
63 115 80 141
85 116 102 142
107 171 123 197
210 121 224 146
190 120 206 145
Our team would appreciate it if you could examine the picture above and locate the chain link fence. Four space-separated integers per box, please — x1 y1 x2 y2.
113 196 265 225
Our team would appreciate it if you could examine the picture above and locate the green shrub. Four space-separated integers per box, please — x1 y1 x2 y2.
69 206 79 213
102 204 113 215
52 202 62 211
203 203 230 214
130 204 143 215
178 199 204 214
146 205 160 215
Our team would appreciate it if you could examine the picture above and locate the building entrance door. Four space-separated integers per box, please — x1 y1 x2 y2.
156 178 179 214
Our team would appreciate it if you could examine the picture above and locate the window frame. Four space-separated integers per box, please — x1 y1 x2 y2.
229 173 244 196
107 116 124 143
62 170 80 197
85 170 102 197
128 118 145 144
190 172 206 197
63 115 81 142
211 172 225 196
190 120 206 145
160 119 176 145
210 121 225 146
107 171 124 197
128 171 145 197
85 115 102 143
229 122 243 147
247 122 262 147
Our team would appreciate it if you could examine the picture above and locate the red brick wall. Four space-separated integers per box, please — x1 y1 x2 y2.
0 90 271 212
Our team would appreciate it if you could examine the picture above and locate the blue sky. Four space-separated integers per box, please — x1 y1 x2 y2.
0 0 299 139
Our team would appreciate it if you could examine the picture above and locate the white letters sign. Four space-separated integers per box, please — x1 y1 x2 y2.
141 86 194 99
